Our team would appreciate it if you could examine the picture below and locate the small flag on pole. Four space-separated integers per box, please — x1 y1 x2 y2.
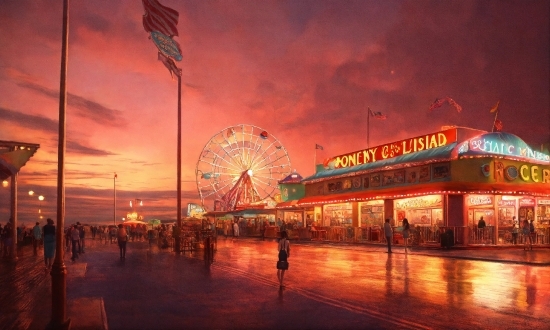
493 119 503 131
114 173 117 179
446 97 462 113
429 98 446 111
429 97 462 113
368 107 387 119
489 100 500 113
315 144 324 150
142 0 179 37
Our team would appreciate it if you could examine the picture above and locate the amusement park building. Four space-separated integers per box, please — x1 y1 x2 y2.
277 127 550 246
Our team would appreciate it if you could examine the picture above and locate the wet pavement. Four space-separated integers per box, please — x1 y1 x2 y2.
1 237 549 329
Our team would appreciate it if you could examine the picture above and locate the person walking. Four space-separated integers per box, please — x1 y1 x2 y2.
529 219 536 248
43 218 56 270
511 217 519 245
233 221 239 238
402 218 410 254
32 221 42 256
384 218 393 253
117 224 128 259
522 219 532 250
276 230 290 289
77 222 85 254
70 224 80 261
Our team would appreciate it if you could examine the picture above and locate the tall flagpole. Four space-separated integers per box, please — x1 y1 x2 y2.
50 0 70 327
175 72 182 253
491 110 499 132
314 146 317 173
113 173 117 226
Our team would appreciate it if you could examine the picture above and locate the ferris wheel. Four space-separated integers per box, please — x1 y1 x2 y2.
195 124 292 210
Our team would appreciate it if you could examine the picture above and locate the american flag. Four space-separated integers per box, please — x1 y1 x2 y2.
158 52 181 78
494 119 503 131
369 107 387 119
429 98 446 111
446 97 462 113
142 0 179 37
315 144 324 150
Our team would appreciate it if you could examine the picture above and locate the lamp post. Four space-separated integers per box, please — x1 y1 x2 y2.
38 195 44 219
114 173 117 226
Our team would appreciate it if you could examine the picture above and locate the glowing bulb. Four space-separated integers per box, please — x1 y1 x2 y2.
29 190 34 196
247 169 253 176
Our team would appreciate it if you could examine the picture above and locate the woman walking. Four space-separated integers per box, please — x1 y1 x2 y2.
117 224 128 259
43 218 56 270
402 218 410 254
277 231 290 289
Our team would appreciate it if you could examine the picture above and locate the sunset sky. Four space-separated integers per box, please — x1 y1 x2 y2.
1 0 549 225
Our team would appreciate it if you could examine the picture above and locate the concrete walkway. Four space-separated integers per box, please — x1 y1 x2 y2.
1 237 548 329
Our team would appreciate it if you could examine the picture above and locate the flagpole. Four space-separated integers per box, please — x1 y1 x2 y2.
491 110 498 132
113 173 117 226
175 73 182 254
314 146 317 173
367 107 370 148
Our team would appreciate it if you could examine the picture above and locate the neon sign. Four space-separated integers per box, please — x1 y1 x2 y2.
493 161 550 183
467 134 550 162
327 129 457 169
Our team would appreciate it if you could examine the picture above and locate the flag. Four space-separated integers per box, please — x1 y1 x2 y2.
158 52 181 78
114 173 117 179
493 119 503 131
489 100 500 113
368 107 387 119
446 97 462 113
315 144 324 150
142 0 179 37
428 98 446 111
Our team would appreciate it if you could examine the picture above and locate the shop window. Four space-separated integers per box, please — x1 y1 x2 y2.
498 207 515 227
324 203 353 227
360 204 384 227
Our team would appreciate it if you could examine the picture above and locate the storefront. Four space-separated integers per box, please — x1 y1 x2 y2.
292 127 550 246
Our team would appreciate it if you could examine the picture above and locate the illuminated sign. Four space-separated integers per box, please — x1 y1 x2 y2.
538 199 550 205
466 134 550 162
493 161 550 183
519 198 535 206
498 200 516 207
395 195 443 209
328 129 457 169
467 195 493 206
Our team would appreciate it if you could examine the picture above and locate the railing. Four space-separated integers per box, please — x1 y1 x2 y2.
469 226 496 245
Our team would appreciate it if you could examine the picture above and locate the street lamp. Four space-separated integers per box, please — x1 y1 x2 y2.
38 195 45 219
2 180 8 188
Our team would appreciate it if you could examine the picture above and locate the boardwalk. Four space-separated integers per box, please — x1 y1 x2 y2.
1 237 549 329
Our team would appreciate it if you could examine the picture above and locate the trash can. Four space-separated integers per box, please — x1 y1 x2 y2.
446 229 454 248
440 231 448 248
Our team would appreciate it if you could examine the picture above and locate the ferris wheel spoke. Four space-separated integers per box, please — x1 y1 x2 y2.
212 140 246 171
201 155 241 175
250 147 287 171
250 177 274 198
249 139 277 169
221 131 248 171
250 154 290 174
